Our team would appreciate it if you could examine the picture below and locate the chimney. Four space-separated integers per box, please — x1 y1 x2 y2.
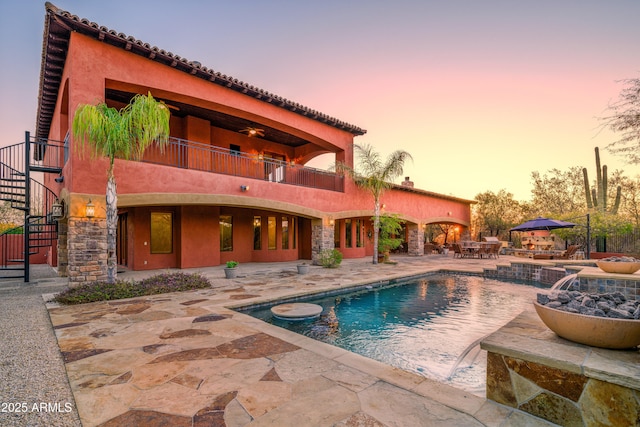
401 176 414 188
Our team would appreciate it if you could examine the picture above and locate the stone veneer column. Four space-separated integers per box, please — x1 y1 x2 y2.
67 217 108 286
311 218 335 265
406 224 424 256
56 219 68 277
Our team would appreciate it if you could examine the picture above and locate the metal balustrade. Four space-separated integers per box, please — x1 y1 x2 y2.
139 137 344 192
0 133 63 280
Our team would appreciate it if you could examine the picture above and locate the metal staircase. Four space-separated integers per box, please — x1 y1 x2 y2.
0 132 65 281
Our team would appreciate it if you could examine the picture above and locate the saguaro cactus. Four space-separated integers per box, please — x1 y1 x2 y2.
582 147 622 214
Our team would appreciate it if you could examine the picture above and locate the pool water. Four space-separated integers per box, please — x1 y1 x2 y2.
244 274 546 396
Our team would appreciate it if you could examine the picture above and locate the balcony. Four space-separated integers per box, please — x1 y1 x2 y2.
140 137 344 192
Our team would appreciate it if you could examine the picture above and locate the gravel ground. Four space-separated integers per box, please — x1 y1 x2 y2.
0 266 81 427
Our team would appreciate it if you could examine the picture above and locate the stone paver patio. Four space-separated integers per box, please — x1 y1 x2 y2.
46 255 559 426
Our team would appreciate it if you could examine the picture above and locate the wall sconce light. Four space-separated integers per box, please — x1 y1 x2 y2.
51 199 64 220
329 217 335 226
240 185 249 192
54 175 64 183
85 199 95 218
381 204 386 210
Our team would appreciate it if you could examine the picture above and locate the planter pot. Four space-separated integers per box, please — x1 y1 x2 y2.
442 248 449 255
597 261 640 274
224 267 238 279
533 301 640 349
297 264 310 274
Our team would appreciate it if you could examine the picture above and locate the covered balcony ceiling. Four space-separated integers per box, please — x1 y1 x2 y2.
106 89 311 148
106 89 310 148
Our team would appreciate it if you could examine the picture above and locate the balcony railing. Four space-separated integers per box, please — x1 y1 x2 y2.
139 137 344 192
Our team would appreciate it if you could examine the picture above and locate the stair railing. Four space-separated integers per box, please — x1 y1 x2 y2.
0 132 64 281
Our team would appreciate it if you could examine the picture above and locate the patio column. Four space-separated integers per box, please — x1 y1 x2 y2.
66 195 108 286
56 219 68 277
311 218 335 265
407 223 424 256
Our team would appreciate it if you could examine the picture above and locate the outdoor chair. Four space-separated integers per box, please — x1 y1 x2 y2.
555 245 580 260
452 243 465 258
477 245 490 259
487 243 501 259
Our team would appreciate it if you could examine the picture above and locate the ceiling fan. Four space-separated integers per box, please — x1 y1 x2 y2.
240 126 265 138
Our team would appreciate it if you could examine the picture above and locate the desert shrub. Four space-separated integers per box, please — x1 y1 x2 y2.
319 249 343 268
53 272 211 305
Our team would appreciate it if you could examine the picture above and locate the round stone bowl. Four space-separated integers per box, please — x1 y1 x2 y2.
596 260 640 274
533 301 640 349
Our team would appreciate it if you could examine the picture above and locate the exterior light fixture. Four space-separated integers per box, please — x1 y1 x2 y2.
85 199 95 218
329 216 335 226
240 185 249 192
51 199 64 220
240 127 264 138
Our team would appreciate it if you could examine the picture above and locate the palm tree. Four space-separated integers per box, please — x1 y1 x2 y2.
336 143 412 264
72 92 170 283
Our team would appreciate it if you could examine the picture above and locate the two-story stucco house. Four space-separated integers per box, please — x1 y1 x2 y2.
1 3 472 284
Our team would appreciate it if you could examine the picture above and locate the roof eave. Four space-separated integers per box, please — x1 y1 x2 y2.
36 2 366 139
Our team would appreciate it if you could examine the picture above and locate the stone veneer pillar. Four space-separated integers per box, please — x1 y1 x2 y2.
311 218 335 265
56 219 68 277
482 310 640 426
67 217 108 286
406 224 424 256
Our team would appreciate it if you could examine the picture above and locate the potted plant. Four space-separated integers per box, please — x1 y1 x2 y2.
297 262 310 274
224 260 238 279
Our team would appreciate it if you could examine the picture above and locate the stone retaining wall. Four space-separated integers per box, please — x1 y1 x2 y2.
482 310 640 426
578 275 640 301
482 261 640 301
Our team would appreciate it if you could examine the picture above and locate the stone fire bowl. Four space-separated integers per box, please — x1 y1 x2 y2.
596 260 640 274
533 301 640 350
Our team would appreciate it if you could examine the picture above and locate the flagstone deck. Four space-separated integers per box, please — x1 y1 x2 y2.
46 255 559 426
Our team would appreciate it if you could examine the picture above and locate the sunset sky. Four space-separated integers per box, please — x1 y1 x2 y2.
1 1 639 201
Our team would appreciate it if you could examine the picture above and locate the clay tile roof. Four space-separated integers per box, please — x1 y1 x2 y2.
36 2 367 139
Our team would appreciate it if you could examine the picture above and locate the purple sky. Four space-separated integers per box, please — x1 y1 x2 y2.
1 1 639 201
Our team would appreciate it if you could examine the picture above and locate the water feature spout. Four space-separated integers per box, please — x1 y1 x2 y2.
550 273 579 291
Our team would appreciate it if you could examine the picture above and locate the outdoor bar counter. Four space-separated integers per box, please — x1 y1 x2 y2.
481 308 640 426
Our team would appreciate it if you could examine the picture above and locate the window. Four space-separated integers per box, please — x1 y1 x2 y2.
220 215 233 251
268 216 276 250
356 219 363 247
345 219 352 248
334 220 340 248
282 217 289 249
150 212 172 254
253 216 262 250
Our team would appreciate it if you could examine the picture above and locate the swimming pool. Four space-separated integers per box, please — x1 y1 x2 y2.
242 274 547 396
